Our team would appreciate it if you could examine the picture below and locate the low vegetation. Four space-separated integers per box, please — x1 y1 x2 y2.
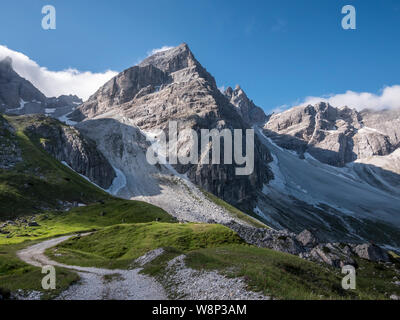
0 199 174 245
201 189 268 229
46 222 243 269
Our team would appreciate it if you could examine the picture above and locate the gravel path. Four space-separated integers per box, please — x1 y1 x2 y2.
162 255 271 300
17 235 167 300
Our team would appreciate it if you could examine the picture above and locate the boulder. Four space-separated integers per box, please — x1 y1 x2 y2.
296 229 319 248
353 243 390 262
304 243 356 268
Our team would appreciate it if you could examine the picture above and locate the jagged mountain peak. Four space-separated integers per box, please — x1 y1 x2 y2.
224 85 267 126
70 43 222 123
138 43 195 73
0 56 13 71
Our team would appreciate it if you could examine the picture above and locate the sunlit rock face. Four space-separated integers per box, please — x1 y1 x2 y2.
71 44 272 210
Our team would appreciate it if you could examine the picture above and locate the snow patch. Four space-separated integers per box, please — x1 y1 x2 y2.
45 108 56 114
266 154 287 192
6 99 27 112
58 112 77 126
106 166 127 196
62 161 127 197
358 126 386 136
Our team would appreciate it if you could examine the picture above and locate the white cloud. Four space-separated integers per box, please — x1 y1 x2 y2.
147 46 174 56
272 104 289 114
299 85 400 111
0 44 118 101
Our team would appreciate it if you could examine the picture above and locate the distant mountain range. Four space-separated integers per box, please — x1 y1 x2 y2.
0 44 399 249
0 56 82 118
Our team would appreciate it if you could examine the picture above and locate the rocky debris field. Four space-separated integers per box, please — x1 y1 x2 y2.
0 217 41 237
225 221 396 268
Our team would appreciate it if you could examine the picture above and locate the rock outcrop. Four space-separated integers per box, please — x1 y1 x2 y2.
225 220 305 255
0 115 22 169
352 243 389 262
0 57 46 112
225 221 391 268
24 115 115 189
46 95 82 109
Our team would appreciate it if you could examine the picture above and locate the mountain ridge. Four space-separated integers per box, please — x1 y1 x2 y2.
1 44 400 249
65 43 400 248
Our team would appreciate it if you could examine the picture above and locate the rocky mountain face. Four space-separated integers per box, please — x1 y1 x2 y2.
257 102 400 247
264 102 399 167
0 115 22 169
24 115 115 189
0 57 47 112
0 57 82 118
355 108 400 174
66 44 400 248
71 44 272 210
224 85 267 126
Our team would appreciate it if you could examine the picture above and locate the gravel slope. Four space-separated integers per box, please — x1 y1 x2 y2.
162 255 270 300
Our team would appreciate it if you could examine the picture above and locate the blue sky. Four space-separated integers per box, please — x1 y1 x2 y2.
1 0 400 112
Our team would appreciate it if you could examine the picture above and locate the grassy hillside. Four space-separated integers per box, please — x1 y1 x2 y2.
0 200 175 296
0 115 113 219
0 199 175 245
46 222 243 269
0 199 174 245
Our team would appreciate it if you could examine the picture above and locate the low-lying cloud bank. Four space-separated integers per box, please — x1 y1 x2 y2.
300 85 400 111
0 45 118 101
